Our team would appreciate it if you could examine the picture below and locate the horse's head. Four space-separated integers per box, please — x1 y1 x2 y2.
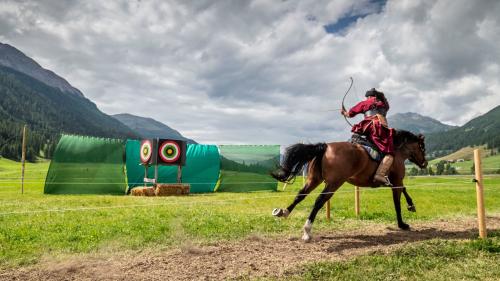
408 134 427 168
395 131 428 169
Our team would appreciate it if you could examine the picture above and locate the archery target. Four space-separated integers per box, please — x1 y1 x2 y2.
159 141 181 163
140 140 153 163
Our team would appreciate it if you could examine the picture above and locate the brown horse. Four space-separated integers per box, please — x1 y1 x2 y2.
271 130 427 242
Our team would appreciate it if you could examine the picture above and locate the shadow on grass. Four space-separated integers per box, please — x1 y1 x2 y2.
320 216 500 253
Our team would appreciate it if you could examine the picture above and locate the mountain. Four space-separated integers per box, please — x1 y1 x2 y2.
0 44 137 161
0 43 83 97
425 106 500 156
388 112 456 134
113 113 197 144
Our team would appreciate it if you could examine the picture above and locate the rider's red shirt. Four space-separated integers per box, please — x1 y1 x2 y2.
347 96 388 117
347 97 394 154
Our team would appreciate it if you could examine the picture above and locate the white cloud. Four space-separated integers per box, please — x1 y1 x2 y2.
0 0 499 144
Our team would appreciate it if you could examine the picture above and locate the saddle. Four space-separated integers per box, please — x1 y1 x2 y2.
349 133 384 162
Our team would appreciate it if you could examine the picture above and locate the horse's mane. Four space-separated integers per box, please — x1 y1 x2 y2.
393 130 423 148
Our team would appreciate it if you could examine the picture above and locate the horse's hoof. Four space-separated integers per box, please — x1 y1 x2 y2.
302 233 312 242
407 205 416 212
398 223 410 230
272 208 289 218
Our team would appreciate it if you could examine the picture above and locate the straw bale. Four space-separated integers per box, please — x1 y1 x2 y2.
131 186 156 196
155 184 190 196
143 186 156 196
131 187 145 196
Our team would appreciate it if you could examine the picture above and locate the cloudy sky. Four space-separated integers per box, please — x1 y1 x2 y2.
1 0 499 144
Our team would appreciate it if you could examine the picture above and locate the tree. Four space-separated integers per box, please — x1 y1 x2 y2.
436 161 445 175
408 167 418 176
418 168 427 175
428 166 435 176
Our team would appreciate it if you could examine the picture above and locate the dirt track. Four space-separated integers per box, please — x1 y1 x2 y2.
2 216 499 281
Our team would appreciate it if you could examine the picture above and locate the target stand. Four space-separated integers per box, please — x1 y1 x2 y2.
136 138 190 196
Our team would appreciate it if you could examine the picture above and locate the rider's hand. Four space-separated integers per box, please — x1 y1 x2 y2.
341 109 348 117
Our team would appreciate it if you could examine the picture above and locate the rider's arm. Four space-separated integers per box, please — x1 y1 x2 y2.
345 98 375 118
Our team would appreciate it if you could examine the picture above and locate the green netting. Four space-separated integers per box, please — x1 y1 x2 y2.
125 140 220 193
44 135 127 195
217 145 280 192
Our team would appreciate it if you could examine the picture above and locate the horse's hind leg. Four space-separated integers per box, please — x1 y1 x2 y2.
273 175 322 218
402 188 416 212
302 182 341 242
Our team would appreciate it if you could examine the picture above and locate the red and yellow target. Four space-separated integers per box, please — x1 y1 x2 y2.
140 140 153 164
159 141 181 163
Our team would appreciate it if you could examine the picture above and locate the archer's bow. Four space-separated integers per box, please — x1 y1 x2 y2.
341 77 354 127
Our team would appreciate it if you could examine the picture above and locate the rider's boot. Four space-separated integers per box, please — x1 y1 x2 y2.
373 155 394 186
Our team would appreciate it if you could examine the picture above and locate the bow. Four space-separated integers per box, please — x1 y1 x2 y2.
341 77 354 127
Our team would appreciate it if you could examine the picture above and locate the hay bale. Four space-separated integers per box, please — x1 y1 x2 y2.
131 187 145 196
130 186 156 196
143 186 156 196
155 184 190 196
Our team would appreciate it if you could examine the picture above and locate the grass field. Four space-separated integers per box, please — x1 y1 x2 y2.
1 157 500 279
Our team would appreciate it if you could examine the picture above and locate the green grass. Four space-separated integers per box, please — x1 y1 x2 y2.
0 158 500 271
270 236 500 281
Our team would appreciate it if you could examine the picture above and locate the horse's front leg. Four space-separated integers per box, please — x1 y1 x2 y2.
402 188 416 212
302 182 340 242
392 188 410 230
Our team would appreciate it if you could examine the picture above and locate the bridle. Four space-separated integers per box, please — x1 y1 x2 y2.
408 140 427 168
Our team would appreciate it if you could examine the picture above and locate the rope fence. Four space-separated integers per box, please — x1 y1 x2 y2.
0 180 493 215
0 146 495 238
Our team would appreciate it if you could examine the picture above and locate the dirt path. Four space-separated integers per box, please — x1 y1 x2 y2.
2 217 499 281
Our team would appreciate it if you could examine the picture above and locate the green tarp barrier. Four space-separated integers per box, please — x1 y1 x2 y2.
44 135 127 195
125 140 220 193
218 145 280 192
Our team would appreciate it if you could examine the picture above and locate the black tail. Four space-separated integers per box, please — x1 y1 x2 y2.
271 143 327 183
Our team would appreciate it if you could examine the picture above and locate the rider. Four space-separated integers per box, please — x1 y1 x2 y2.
341 88 394 186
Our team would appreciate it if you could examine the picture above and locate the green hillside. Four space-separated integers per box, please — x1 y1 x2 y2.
423 150 500 175
0 66 137 161
425 105 500 156
434 145 490 161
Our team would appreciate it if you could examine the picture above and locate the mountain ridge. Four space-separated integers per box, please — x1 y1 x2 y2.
0 44 137 161
425 105 500 156
113 113 197 144
388 112 456 134
0 42 83 97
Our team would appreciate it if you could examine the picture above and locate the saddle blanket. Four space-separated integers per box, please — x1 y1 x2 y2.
349 134 383 162
362 145 382 162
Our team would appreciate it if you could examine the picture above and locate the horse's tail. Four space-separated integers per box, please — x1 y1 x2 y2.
271 143 327 183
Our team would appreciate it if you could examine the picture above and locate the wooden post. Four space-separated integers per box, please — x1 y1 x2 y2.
154 165 158 185
354 186 360 217
21 125 27 194
326 199 331 221
177 165 182 183
474 149 487 238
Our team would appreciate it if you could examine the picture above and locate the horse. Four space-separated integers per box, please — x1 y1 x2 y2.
270 130 428 242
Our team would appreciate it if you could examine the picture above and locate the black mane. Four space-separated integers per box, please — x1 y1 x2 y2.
393 130 423 148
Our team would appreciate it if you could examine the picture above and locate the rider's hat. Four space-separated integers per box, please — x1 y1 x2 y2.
365 88 381 97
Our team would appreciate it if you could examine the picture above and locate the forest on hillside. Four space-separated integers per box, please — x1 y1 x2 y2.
0 66 136 161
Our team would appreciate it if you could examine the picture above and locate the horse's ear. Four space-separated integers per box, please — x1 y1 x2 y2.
418 134 425 140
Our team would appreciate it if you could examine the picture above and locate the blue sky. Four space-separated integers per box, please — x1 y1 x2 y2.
324 0 387 34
